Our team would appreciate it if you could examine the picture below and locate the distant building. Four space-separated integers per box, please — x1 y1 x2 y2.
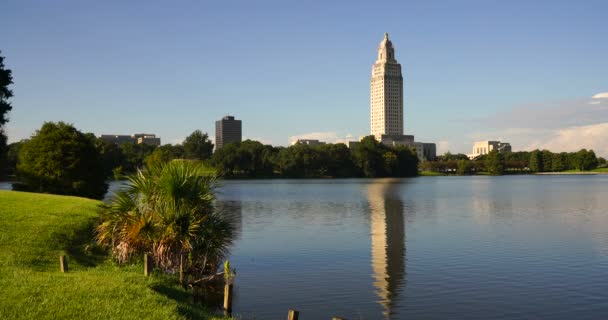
293 139 326 146
215 116 242 150
100 133 161 146
348 141 360 149
368 33 436 161
136 135 161 146
100 134 133 144
468 141 512 159
371 33 403 140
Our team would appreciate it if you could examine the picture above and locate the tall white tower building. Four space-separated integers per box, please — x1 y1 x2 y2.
370 32 404 140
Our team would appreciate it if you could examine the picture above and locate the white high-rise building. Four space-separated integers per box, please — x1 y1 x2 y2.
371 32 404 140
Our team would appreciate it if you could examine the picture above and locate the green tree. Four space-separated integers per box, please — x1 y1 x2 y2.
97 161 235 282
439 152 469 161
183 130 214 160
571 149 598 171
212 140 276 177
485 150 504 175
5 140 25 178
96 138 125 178
277 143 322 177
316 143 356 177
144 144 184 168
456 159 473 175
351 136 386 177
0 52 14 179
15 122 108 199
529 150 542 172
551 152 567 172
541 150 553 172
119 142 156 173
598 157 607 167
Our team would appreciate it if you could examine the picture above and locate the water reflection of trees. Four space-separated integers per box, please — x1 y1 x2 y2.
215 200 243 240
367 179 406 319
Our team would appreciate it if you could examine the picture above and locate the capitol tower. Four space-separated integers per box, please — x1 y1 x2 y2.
371 32 404 140
366 32 437 161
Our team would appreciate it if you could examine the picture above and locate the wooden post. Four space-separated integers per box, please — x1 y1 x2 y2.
223 284 233 316
179 253 184 285
287 309 299 320
144 254 153 276
59 255 68 273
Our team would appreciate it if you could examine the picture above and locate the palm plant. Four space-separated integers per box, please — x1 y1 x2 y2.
96 160 235 282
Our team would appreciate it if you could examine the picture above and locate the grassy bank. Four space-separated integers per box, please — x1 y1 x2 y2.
0 190 225 320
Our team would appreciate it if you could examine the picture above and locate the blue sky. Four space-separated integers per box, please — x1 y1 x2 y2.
2 0 608 155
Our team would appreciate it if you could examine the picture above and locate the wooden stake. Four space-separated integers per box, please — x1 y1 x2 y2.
60 255 68 273
144 254 153 276
223 284 233 315
179 253 184 285
288 309 299 320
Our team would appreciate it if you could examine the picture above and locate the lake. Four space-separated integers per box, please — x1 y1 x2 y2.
216 176 608 319
3 176 608 319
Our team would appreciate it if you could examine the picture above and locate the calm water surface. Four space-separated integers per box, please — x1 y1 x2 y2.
214 176 608 319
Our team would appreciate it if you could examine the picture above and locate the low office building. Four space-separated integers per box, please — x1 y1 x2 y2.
468 141 512 159
293 139 326 146
215 116 242 150
100 133 161 146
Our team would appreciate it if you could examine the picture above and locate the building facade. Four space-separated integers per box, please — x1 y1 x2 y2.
215 116 242 150
293 139 326 146
364 33 436 162
468 141 512 159
100 133 160 146
371 33 404 141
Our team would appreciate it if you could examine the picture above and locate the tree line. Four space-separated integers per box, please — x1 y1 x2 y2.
211 136 419 178
421 149 606 175
5 122 420 199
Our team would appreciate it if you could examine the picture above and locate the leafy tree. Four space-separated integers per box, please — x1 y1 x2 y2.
551 152 567 172
0 52 14 178
5 140 25 178
456 159 473 175
351 136 386 177
15 122 108 199
212 140 276 177
96 138 125 178
598 157 607 167
277 143 322 177
119 142 156 173
183 130 213 160
438 152 469 161
485 150 504 175
541 150 553 172
529 150 542 173
316 143 357 177
571 149 598 171
145 144 184 168
97 161 235 282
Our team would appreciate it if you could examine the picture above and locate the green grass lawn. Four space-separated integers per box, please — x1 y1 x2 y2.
0 190 226 320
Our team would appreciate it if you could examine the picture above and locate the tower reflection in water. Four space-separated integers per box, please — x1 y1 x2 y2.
368 179 406 319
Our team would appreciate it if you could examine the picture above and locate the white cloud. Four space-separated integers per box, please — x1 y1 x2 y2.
464 123 608 157
524 122 608 156
244 137 273 145
592 92 608 99
288 131 357 145
436 140 451 154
